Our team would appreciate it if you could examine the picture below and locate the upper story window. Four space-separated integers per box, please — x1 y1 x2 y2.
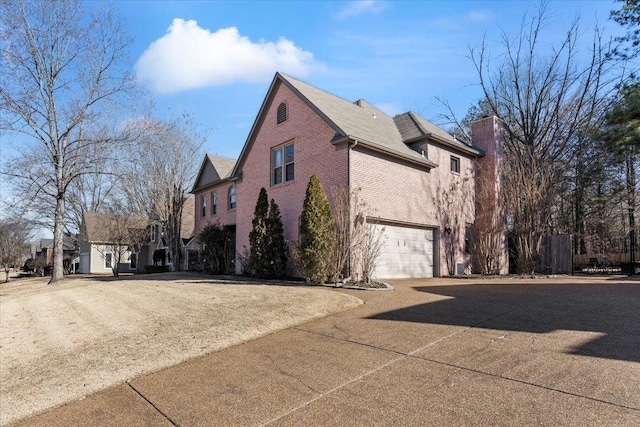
271 142 294 186
201 194 207 217
211 192 217 215
228 186 237 210
450 155 460 174
277 102 287 124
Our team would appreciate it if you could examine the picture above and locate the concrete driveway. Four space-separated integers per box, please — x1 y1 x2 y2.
0 274 362 426
12 276 640 426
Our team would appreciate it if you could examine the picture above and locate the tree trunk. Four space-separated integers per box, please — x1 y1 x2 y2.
627 153 636 232
49 196 65 284
627 153 637 275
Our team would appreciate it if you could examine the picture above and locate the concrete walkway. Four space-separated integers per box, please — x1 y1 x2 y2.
13 276 640 426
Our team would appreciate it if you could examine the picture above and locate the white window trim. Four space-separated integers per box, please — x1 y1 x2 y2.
228 186 237 211
450 155 460 174
271 141 294 186
211 192 217 215
201 194 207 217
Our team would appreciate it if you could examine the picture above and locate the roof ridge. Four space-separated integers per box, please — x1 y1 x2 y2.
406 111 427 138
207 153 237 161
279 73 379 115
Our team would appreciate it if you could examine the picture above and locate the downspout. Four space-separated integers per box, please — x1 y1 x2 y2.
347 138 358 189
347 139 358 279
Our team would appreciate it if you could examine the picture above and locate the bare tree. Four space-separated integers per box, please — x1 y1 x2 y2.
0 0 138 283
122 116 204 271
329 186 386 284
65 146 121 235
358 221 386 284
471 159 507 275
0 217 32 281
329 186 353 282
470 2 613 273
433 171 474 276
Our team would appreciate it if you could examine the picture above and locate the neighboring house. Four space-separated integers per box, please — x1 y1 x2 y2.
192 154 238 239
191 72 507 278
78 212 147 274
30 235 78 272
78 198 195 274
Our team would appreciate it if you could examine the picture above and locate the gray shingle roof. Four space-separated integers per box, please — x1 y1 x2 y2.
395 112 483 156
207 154 236 180
83 212 148 243
39 236 76 251
191 154 238 193
280 74 437 167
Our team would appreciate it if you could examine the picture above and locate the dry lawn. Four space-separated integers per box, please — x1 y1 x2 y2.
0 273 362 426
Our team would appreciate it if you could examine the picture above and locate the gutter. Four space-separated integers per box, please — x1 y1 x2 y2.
335 135 437 169
189 177 232 194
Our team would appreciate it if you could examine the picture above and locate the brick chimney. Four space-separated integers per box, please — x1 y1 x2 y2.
471 116 509 274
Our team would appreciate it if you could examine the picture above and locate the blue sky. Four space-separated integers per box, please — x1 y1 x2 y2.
0 0 631 235
111 0 628 160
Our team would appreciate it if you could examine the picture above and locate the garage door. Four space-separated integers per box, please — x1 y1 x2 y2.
370 223 434 279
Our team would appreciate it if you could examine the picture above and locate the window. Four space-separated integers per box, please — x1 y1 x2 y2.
211 192 217 215
149 224 158 242
229 186 236 210
277 102 287 124
104 252 113 269
130 252 137 269
201 194 207 217
271 142 294 185
450 155 460 173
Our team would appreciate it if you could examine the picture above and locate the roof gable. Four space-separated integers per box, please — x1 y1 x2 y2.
232 73 437 175
395 112 484 157
191 154 237 193
280 75 437 167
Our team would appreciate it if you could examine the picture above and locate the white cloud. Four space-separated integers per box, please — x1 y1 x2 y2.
464 11 493 23
135 19 322 94
336 1 388 20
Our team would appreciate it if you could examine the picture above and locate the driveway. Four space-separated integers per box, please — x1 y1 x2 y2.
0 273 362 426
8 275 640 426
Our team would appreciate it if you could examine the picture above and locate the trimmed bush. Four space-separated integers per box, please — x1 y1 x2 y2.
249 188 269 277
265 198 287 278
299 174 335 283
198 223 236 274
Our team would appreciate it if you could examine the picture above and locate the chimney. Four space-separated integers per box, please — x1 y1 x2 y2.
471 116 509 275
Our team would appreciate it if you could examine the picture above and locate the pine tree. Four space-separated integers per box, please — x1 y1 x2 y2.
266 199 287 278
249 188 269 277
299 174 335 283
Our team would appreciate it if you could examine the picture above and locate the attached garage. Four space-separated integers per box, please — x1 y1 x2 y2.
370 222 437 279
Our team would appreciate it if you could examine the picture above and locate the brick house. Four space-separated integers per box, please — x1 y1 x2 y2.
191 72 506 278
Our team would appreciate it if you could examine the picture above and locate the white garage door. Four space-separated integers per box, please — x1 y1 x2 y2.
370 223 434 279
